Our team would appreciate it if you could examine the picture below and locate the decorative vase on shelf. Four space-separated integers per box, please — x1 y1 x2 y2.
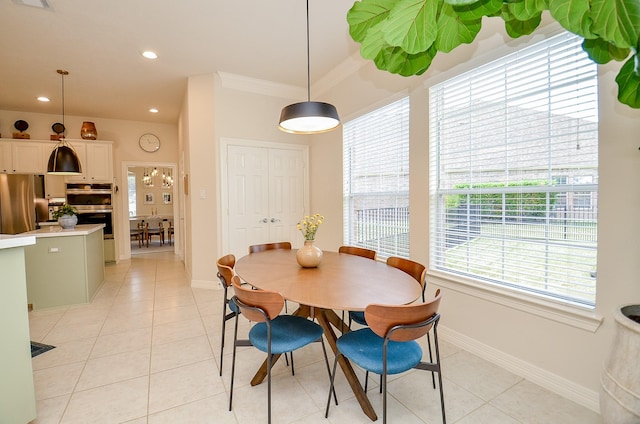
296 240 323 268
80 121 97 140
58 214 78 229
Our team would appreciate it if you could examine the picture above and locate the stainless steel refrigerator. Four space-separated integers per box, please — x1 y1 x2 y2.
0 174 48 234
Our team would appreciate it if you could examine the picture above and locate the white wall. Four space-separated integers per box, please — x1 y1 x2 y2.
308 19 640 411
0 109 179 260
181 72 314 288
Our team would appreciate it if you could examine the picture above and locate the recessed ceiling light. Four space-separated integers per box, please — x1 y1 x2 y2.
142 51 158 60
149 108 159 113
37 96 50 102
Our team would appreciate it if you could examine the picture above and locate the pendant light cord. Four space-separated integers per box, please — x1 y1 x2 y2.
57 69 69 137
306 0 310 102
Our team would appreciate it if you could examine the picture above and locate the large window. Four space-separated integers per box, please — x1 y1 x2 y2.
343 97 410 259
429 32 598 307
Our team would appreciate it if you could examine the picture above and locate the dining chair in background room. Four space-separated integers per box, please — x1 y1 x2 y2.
129 219 144 248
338 245 377 330
216 254 238 376
146 218 164 246
229 276 335 424
167 219 174 245
325 289 445 424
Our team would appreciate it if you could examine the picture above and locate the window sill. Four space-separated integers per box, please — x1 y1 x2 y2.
427 270 603 332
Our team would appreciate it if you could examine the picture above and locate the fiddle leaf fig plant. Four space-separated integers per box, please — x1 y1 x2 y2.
347 0 640 108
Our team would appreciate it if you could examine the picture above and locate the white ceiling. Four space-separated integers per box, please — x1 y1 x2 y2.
0 0 360 124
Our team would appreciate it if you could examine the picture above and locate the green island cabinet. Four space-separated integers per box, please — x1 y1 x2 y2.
24 224 105 310
0 235 37 423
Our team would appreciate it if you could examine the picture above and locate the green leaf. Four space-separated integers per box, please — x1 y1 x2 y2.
377 44 438 75
508 0 549 21
615 53 640 108
382 0 439 54
590 0 640 49
503 14 542 38
452 0 503 21
347 0 401 42
444 0 478 5
435 3 482 52
360 21 392 60
548 0 594 39
582 38 630 64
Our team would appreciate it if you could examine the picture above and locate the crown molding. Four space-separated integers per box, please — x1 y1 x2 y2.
313 51 366 97
218 51 366 101
218 72 305 100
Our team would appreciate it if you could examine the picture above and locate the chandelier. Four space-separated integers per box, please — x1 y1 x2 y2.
161 168 173 188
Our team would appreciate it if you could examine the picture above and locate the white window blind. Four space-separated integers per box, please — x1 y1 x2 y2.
343 97 410 259
429 32 598 307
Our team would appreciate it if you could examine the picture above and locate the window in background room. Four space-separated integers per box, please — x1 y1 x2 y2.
343 96 410 259
429 32 598 307
128 172 137 217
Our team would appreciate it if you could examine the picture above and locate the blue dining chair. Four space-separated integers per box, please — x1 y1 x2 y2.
326 289 445 424
228 276 335 424
216 254 238 376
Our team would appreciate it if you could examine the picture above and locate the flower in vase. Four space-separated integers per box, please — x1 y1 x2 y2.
297 213 324 241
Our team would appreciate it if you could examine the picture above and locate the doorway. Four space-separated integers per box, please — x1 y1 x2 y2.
221 138 309 258
121 162 179 259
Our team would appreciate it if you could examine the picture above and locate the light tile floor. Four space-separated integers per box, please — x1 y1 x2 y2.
28 252 603 424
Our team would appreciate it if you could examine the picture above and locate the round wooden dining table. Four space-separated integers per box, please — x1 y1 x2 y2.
235 248 421 421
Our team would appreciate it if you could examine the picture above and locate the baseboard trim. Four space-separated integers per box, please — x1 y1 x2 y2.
438 325 600 413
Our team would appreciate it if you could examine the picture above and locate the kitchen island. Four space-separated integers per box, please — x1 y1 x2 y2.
23 224 105 310
0 234 37 423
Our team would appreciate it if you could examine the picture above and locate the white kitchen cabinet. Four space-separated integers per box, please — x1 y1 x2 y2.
44 174 66 198
0 142 11 172
65 141 113 182
0 139 45 173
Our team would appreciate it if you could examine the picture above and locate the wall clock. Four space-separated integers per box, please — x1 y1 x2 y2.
139 133 160 152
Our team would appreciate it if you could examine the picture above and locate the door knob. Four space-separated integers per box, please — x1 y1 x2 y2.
270 218 281 223
260 218 268 223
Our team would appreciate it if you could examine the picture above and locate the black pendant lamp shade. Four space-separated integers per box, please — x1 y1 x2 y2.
279 101 340 134
47 143 82 175
278 0 340 134
47 69 82 175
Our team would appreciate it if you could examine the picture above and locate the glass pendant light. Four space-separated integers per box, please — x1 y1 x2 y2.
278 0 340 134
47 69 82 175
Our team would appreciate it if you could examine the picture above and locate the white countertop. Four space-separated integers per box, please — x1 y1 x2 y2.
22 223 105 238
0 234 36 250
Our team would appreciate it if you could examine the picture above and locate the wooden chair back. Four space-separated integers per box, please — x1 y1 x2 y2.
216 254 236 288
248 242 292 254
386 256 426 291
231 276 284 322
365 289 442 342
338 245 377 260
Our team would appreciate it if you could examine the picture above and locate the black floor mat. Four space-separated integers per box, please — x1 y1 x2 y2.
31 341 55 358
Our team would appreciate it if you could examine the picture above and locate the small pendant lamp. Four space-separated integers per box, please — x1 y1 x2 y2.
47 69 82 175
278 0 340 134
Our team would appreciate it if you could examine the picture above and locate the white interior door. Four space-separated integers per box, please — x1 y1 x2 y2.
226 143 306 258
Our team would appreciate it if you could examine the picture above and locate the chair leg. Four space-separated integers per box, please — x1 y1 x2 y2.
220 288 228 376
364 370 369 392
228 314 240 411
319 337 338 405
433 326 446 424
427 333 436 388
325 353 341 418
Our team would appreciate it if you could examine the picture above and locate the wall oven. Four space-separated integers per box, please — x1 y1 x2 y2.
66 183 114 239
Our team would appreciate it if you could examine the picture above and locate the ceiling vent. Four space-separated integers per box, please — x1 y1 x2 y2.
13 0 51 9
